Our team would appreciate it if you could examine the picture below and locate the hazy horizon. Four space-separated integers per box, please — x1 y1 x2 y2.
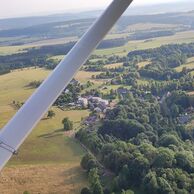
0 0 185 19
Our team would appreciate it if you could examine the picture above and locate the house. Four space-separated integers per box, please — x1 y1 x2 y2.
64 89 70 94
99 99 109 106
94 107 102 113
178 114 191 124
117 88 130 97
77 97 88 108
84 115 98 126
90 97 102 103
89 97 109 105
70 79 79 85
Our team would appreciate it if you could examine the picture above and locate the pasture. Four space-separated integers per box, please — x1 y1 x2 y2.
0 68 93 193
175 57 194 72
95 30 194 56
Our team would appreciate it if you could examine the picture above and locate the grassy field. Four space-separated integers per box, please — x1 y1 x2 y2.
75 71 102 84
0 68 97 193
0 68 91 165
175 57 194 72
1 30 194 57
26 36 78 47
95 30 194 56
104 63 123 69
137 61 151 68
125 23 180 32
0 164 87 194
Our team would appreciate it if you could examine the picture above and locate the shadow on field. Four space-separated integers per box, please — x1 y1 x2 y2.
38 128 64 138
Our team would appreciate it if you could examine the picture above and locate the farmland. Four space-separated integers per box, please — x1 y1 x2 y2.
0 8 194 194
0 164 87 194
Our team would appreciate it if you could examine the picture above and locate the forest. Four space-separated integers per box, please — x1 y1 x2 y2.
75 42 194 194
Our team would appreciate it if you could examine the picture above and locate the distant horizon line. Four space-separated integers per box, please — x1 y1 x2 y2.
0 0 191 20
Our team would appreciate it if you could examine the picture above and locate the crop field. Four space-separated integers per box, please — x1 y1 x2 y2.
125 23 181 32
26 36 78 47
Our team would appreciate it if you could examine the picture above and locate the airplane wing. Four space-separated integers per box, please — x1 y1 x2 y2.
0 0 133 171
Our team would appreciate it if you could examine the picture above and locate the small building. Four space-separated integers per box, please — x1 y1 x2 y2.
178 114 191 124
94 107 102 113
77 97 88 108
84 115 98 126
99 99 109 106
90 97 102 103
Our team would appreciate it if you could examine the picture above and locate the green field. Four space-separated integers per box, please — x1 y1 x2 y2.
0 68 94 165
95 30 194 56
137 61 151 68
175 57 194 72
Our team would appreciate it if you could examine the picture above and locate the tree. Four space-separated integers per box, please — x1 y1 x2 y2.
93 181 104 194
23 192 30 194
89 168 103 194
153 148 174 168
47 110 55 119
62 117 73 131
175 152 194 173
159 134 179 147
157 177 174 194
143 171 159 194
81 187 92 194
81 153 97 172
121 189 134 194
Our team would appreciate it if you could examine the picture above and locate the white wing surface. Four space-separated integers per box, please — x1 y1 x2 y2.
0 0 133 171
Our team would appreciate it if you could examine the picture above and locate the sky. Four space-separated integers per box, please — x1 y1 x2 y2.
0 0 183 19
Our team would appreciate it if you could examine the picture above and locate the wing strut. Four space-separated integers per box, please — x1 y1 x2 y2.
0 0 133 171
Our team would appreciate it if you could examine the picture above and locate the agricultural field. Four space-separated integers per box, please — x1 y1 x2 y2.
0 164 87 194
125 23 181 32
1 29 194 57
96 30 194 56
0 9 194 194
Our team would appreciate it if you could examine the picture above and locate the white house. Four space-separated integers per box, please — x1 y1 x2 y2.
78 97 88 108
